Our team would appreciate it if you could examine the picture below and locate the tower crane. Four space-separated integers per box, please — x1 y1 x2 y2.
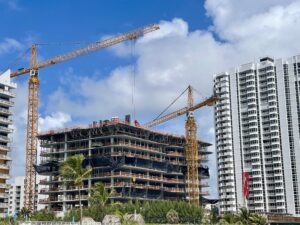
6 24 159 210
143 86 218 205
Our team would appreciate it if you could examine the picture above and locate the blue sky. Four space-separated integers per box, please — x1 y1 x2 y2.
2 0 300 199
0 0 212 119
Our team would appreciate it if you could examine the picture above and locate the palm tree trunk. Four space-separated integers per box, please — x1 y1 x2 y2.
78 186 82 225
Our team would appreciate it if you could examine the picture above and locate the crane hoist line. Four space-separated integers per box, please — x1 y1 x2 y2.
143 86 219 205
4 23 160 211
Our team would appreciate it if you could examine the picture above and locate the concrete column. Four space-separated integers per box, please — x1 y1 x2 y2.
88 131 92 207
63 133 67 212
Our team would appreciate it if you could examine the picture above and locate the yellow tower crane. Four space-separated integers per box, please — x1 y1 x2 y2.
6 24 159 211
144 86 218 205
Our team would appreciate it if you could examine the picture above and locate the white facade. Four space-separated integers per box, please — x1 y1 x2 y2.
214 56 300 216
0 70 16 217
8 176 24 215
8 176 46 215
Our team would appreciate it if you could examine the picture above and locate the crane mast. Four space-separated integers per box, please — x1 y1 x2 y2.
143 86 218 205
185 85 199 205
24 45 39 210
8 24 160 211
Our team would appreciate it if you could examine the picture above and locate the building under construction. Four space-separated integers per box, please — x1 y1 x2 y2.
37 117 212 211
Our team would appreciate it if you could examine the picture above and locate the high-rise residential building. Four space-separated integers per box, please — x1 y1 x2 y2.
214 56 300 216
8 176 46 215
0 70 16 217
36 118 212 212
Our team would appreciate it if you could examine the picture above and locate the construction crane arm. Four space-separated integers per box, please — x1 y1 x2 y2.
143 95 219 128
10 24 159 78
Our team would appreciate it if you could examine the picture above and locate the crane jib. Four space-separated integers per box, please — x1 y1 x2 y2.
8 23 159 78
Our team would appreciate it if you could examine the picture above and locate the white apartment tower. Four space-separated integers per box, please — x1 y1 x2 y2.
214 56 300 216
8 176 46 215
8 176 25 215
0 70 16 217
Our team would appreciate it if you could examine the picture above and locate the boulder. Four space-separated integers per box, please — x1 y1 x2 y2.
82 217 102 225
125 214 145 225
102 215 121 225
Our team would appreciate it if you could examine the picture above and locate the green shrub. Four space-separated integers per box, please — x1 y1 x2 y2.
30 210 57 221
63 200 203 224
140 200 203 224
166 209 179 224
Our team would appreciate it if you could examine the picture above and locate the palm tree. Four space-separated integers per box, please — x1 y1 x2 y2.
250 213 268 225
209 210 220 224
89 182 115 207
221 212 239 224
59 154 92 225
18 207 31 221
238 208 252 225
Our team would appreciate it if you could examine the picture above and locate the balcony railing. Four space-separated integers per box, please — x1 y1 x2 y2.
0 203 8 208
92 171 184 184
0 117 12 124
0 174 9 179
0 145 9 151
0 184 9 189
0 89 16 98
0 99 13 107
0 164 9 170
0 193 9 198
0 136 9 142
0 155 11 161
0 127 12 133
0 108 11 115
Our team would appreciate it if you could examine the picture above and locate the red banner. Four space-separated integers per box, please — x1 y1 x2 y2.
242 172 250 199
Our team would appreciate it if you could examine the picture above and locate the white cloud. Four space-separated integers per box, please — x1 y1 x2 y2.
0 0 21 10
39 112 71 133
0 38 23 56
205 0 300 58
10 82 71 177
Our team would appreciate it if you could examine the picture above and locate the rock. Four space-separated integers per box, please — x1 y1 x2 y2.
125 214 145 225
102 215 121 225
82 217 101 225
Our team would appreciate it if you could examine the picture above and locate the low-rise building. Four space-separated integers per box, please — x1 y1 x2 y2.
8 176 46 215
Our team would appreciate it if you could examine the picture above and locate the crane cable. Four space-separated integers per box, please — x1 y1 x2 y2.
191 86 205 99
131 39 137 120
1 47 31 73
153 86 189 121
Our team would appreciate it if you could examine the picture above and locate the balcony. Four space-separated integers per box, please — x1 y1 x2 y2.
0 145 9 151
0 164 9 170
0 108 12 116
0 136 9 143
218 163 234 170
0 184 9 189
0 154 11 161
0 174 9 179
219 169 234 175
0 193 9 198
92 171 184 184
0 127 12 133
0 99 13 107
0 203 8 208
0 89 16 98
0 117 12 125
